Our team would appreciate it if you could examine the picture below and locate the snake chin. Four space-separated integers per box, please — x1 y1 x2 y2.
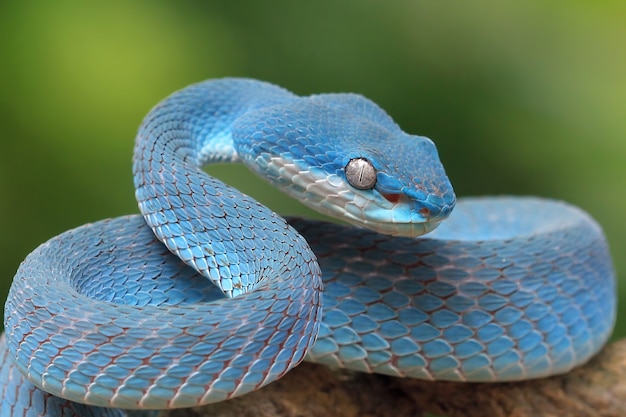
359 217 443 238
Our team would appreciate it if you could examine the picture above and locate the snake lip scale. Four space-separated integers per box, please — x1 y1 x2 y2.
0 78 616 414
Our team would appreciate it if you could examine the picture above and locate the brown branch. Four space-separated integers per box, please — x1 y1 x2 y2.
160 339 626 417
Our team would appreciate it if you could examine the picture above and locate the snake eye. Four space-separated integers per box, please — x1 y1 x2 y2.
345 158 377 190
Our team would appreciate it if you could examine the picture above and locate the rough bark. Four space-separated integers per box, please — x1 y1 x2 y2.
160 339 626 417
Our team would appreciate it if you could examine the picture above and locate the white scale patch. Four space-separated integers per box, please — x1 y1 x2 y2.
199 131 241 163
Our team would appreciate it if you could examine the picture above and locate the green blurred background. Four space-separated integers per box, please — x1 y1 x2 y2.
0 1 624 337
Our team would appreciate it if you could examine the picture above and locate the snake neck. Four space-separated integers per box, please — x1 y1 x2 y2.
132 78 315 298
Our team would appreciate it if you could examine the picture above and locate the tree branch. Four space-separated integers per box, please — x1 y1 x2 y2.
161 339 626 417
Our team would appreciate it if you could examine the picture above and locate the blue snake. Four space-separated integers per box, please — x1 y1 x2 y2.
0 78 616 415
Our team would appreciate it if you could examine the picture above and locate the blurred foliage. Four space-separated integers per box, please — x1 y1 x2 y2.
0 1 624 337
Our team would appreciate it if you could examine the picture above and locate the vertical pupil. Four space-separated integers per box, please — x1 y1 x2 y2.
346 158 376 190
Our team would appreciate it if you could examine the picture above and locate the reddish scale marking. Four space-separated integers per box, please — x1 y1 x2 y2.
382 194 400 204
382 195 431 218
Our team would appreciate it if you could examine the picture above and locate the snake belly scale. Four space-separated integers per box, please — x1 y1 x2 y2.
0 78 616 415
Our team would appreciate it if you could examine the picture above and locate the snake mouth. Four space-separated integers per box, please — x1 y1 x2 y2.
356 216 444 237
338 199 445 237
370 192 453 237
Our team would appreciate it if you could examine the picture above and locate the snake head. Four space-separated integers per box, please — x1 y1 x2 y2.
233 93 456 238
339 132 456 237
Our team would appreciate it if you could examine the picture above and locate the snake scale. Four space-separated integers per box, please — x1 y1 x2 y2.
0 78 616 416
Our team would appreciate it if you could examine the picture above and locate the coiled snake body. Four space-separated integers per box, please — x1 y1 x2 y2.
0 79 616 415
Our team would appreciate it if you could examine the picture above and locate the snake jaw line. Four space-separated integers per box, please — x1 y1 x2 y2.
259 155 442 238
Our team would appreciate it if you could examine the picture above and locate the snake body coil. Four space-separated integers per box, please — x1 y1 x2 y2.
0 79 616 416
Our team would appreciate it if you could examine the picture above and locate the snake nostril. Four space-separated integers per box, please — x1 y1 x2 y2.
419 207 430 217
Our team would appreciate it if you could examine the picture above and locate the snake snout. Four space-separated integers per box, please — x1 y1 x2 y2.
420 191 456 223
